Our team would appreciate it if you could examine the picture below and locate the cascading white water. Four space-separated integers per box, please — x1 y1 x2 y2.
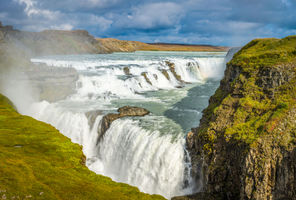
31 54 225 97
24 101 192 199
25 51 227 199
171 57 225 82
89 119 190 198
25 101 101 158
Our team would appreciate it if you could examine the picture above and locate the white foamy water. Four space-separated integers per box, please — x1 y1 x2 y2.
24 51 227 199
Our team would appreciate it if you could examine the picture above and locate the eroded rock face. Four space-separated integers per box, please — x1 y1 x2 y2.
99 106 150 140
178 37 296 200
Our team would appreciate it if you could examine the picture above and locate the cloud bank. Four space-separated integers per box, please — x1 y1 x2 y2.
1 0 296 46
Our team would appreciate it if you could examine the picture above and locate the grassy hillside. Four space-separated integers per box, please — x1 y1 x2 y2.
0 93 165 200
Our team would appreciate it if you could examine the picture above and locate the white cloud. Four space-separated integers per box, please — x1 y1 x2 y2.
88 15 113 31
14 0 59 20
116 2 183 29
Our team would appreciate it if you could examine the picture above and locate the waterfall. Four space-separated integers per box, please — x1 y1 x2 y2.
24 102 194 199
89 119 191 198
25 51 228 199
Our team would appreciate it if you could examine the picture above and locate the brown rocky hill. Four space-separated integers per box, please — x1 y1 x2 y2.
97 38 228 52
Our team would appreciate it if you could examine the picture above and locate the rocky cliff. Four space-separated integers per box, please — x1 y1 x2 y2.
176 36 296 200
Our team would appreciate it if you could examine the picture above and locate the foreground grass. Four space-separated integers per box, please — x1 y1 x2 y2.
0 94 165 200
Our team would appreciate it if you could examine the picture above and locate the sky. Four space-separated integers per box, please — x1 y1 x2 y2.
0 0 296 46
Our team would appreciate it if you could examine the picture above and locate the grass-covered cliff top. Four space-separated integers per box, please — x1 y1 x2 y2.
229 35 296 70
0 93 165 200
198 36 296 149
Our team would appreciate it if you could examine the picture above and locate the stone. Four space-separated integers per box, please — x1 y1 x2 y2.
123 66 131 75
141 72 152 85
98 106 150 141
165 61 183 83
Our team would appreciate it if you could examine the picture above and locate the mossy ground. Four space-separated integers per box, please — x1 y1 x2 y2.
199 35 296 148
229 35 296 71
0 94 165 200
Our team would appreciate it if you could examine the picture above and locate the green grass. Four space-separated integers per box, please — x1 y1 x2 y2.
0 93 165 200
229 35 296 72
199 36 296 148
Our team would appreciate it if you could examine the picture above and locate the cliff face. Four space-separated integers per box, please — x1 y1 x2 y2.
184 36 296 200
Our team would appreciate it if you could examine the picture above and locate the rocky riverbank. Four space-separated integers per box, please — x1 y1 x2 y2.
176 36 296 200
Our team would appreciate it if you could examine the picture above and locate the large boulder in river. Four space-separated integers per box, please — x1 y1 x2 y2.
99 106 150 140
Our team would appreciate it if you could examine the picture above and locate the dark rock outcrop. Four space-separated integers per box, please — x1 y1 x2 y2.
123 67 131 75
141 72 152 85
161 69 170 80
99 106 150 140
179 36 296 200
165 61 184 83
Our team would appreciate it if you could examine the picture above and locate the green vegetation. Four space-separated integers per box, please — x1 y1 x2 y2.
199 36 296 149
0 93 165 200
229 35 296 72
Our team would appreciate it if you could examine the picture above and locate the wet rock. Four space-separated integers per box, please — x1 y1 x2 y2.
123 66 131 75
99 106 150 140
141 72 152 85
172 192 221 200
186 131 194 149
165 61 184 83
161 69 170 80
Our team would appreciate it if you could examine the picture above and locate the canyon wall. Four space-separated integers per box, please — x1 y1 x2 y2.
175 36 296 200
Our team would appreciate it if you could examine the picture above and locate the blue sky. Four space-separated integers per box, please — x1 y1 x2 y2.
0 0 296 46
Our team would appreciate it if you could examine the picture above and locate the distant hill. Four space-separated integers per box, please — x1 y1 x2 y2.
97 38 229 52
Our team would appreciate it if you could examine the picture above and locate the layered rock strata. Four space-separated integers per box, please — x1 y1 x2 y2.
175 36 296 200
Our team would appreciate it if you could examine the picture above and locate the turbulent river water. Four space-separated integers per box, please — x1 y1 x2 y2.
27 51 227 199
